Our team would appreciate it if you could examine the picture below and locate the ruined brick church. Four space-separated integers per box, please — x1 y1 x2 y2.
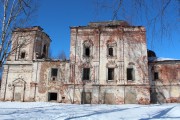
0 21 179 104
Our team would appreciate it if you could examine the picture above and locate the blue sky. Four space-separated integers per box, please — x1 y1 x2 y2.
35 0 180 59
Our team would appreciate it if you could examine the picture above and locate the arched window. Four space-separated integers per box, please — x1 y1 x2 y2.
107 41 117 58
83 40 93 58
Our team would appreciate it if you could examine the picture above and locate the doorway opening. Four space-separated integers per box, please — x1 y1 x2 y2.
48 92 57 101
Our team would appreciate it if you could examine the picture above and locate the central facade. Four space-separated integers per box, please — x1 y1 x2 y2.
69 21 149 104
0 21 150 104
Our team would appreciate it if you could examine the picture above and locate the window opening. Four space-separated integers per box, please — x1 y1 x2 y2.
108 68 114 80
109 48 113 56
42 44 47 58
127 68 134 80
51 68 58 77
83 68 90 80
20 52 25 59
43 45 47 54
154 72 159 80
85 47 90 57
48 93 57 101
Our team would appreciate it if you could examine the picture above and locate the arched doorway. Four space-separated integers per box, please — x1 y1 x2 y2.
12 78 26 101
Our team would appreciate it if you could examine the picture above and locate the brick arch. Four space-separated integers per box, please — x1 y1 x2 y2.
106 60 117 68
81 63 92 68
106 39 116 45
13 78 26 86
83 39 93 46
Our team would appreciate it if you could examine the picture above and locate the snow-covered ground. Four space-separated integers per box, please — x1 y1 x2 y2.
0 102 179 120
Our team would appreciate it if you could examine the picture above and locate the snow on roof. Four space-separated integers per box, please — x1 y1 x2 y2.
149 57 178 62
156 57 178 61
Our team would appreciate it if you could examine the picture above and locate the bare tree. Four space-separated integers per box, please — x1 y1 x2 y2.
0 0 38 67
49 50 67 61
94 0 180 45
57 50 67 61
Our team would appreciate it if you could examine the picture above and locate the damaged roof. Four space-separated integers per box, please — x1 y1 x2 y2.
13 26 43 32
70 20 145 30
88 20 130 27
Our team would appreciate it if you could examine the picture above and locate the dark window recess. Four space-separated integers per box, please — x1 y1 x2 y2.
21 52 25 59
48 93 57 101
83 68 90 80
154 72 159 80
51 68 58 77
85 47 90 57
43 45 47 54
127 68 134 80
108 68 114 80
42 44 47 58
109 48 113 56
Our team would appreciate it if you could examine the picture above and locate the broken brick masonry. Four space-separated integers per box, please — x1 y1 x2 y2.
0 21 179 104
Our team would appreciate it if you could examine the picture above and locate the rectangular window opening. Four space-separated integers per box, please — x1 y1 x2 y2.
85 47 90 57
21 52 25 59
48 92 57 101
108 68 114 80
109 48 113 56
51 68 58 77
127 68 134 80
83 68 90 80
154 72 159 80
